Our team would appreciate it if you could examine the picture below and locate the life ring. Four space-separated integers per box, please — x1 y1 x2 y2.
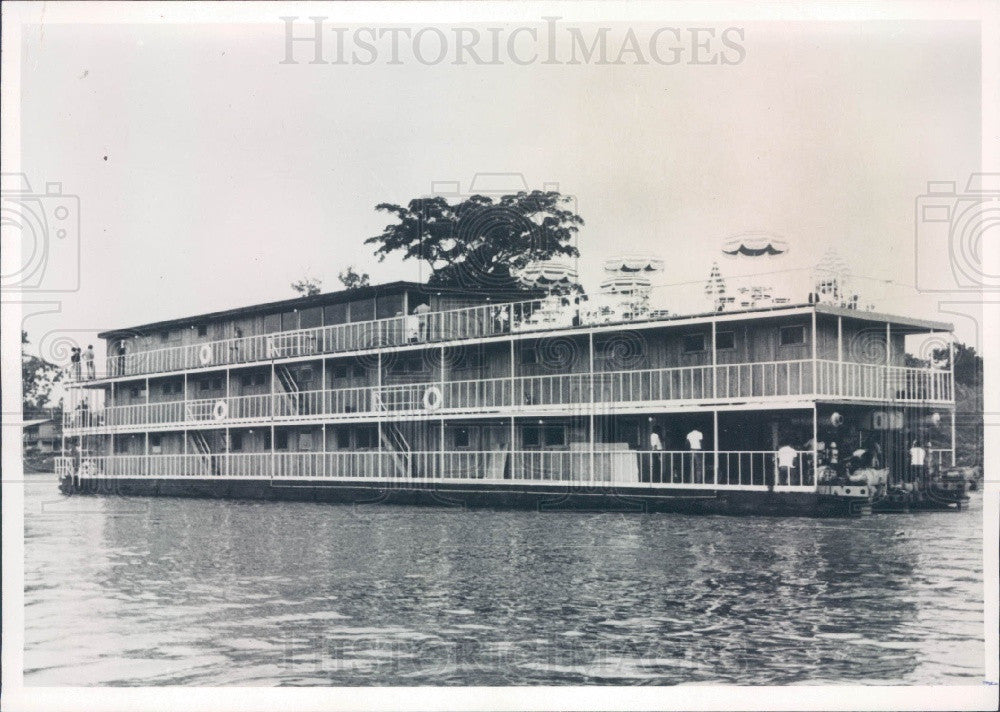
212 399 229 420
198 343 213 366
422 385 443 411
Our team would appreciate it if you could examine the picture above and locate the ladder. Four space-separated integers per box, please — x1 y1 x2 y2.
274 364 300 416
376 392 411 477
189 430 215 475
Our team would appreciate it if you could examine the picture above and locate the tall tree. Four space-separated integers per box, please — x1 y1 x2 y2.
21 331 62 415
338 266 370 290
366 190 583 290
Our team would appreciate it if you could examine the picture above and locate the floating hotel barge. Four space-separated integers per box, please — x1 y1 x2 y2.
57 274 961 516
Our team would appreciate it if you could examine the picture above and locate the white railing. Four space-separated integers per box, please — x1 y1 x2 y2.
56 449 817 490
100 299 551 379
815 360 953 402
63 359 954 433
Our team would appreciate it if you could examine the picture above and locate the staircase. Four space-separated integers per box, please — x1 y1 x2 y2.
376 391 412 477
274 364 300 416
189 431 214 474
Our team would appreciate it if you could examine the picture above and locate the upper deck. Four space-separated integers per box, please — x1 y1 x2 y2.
72 281 953 386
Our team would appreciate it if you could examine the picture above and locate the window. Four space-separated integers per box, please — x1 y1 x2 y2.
779 325 806 346
230 432 243 451
161 383 172 395
352 365 366 378
281 311 299 331
275 430 289 450
523 426 541 448
262 313 281 334
683 333 706 353
297 367 313 386
299 306 322 329
197 325 208 337
130 387 141 398
199 379 210 391
332 365 348 379
324 303 347 326
159 330 171 342
350 299 375 322
212 376 224 390
240 374 252 387
376 294 404 320
520 346 538 365
263 429 272 450
716 330 735 350
455 427 470 448
389 357 426 374
335 427 350 449
356 425 378 449
298 432 313 451
253 373 266 386
150 434 162 454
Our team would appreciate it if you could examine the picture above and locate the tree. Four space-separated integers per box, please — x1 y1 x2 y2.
21 331 62 415
366 190 583 290
931 342 983 467
338 266 370 290
291 277 323 296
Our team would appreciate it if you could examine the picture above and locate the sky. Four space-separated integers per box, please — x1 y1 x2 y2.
13 16 984 361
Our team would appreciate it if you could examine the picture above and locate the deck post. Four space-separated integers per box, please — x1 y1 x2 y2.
377 351 383 479
589 331 595 483
811 309 818 396
885 322 891 399
510 338 516 479
711 320 717 400
440 346 446 470
812 403 819 489
712 409 719 485
950 331 956 466
837 315 843 396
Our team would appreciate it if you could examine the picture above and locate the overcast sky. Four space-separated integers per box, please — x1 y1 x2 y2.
16 17 983 359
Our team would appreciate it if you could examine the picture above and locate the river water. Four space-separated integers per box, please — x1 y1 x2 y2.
22 473 984 686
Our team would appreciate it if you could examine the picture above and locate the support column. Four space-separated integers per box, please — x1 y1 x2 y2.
440 346 446 465
950 332 956 466
377 352 383 479
510 338 516 479
712 409 719 485
812 404 819 489
588 331 595 483
885 322 891 400
837 315 843 395
811 310 818 395
711 320 718 399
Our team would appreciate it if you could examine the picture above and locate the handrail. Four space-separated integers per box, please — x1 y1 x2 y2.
55 449 817 489
63 358 953 432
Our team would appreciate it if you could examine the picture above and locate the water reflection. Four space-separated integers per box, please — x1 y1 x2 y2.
23 474 982 685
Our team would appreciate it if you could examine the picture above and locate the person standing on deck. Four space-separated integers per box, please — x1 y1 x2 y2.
70 347 81 380
909 440 927 485
686 428 703 483
777 443 798 486
83 345 95 380
649 426 664 483
116 340 127 376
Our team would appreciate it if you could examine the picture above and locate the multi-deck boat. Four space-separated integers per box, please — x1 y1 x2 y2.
56 263 962 516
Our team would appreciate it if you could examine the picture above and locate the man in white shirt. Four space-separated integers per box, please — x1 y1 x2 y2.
648 427 664 483
777 444 797 486
686 428 703 483
909 440 927 484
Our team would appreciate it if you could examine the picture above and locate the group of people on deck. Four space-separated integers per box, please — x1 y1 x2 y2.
68 345 96 380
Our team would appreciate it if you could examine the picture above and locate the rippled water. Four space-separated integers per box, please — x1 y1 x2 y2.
22 473 983 685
